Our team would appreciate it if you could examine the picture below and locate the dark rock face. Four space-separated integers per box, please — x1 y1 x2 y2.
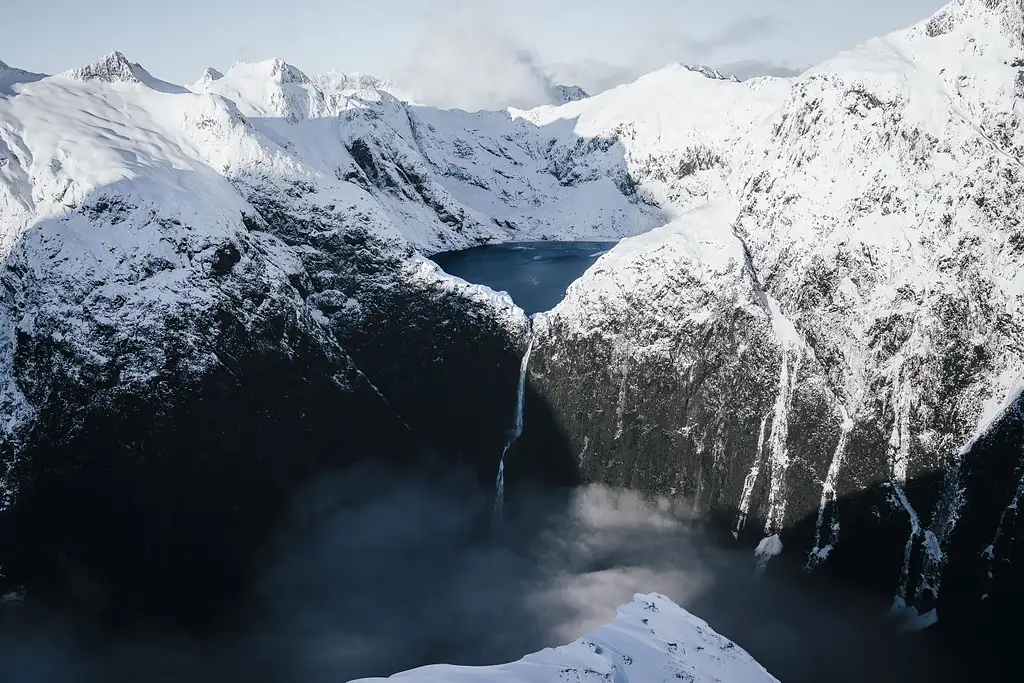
525 308 779 520
241 184 536 481
339 275 528 473
0 278 416 629
529 302 1024 650
0 182 540 629
938 396 1024 650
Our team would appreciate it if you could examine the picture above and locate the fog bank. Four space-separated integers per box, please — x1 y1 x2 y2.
1 461 969 682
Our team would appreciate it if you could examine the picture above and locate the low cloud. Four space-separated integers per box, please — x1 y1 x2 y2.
398 2 560 110
568 15 801 91
717 59 806 81
398 7 799 110
648 14 785 62
0 460 966 683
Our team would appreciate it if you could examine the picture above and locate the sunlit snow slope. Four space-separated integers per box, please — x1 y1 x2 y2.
350 593 778 683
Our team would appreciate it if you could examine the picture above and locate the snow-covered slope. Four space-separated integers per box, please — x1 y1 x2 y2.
516 64 791 211
530 0 1024 629
0 61 45 98
351 593 778 683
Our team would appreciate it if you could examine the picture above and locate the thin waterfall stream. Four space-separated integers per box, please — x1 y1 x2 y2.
494 330 534 519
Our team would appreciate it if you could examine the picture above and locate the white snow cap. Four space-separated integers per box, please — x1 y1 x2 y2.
63 51 144 83
680 63 741 82
552 84 590 103
350 593 779 683
60 52 187 94
265 57 311 85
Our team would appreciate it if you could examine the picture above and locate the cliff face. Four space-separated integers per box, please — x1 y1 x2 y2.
527 0 1024 632
0 162 538 626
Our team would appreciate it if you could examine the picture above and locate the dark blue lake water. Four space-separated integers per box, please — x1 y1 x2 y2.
432 241 618 315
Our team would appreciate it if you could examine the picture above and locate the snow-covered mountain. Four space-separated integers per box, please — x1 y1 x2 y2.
351 593 778 683
527 0 1024 635
1 0 1022 656
552 84 590 103
678 63 741 82
0 43 785 624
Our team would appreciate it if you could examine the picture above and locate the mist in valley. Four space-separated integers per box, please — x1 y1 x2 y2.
0 458 973 683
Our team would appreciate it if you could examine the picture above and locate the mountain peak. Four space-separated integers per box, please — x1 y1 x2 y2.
188 67 225 93
680 64 740 83
552 84 590 103
266 58 310 85
64 51 144 84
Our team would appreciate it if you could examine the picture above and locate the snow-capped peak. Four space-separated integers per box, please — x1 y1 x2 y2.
188 67 225 93
265 57 311 85
60 51 187 94
552 83 590 103
680 63 741 82
888 0 1023 50
200 67 224 83
63 51 144 84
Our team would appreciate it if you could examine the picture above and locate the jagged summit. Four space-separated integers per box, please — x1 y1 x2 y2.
189 67 224 92
680 63 741 82
265 57 311 85
64 51 142 83
59 51 187 94
552 84 590 103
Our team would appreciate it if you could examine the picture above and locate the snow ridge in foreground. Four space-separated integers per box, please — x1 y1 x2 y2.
350 593 778 683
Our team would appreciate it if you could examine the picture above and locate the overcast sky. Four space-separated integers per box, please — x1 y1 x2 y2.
5 0 945 107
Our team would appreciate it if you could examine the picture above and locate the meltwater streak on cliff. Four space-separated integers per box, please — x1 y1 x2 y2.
494 332 535 520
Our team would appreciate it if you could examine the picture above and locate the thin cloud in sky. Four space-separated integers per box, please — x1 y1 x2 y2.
400 5 801 110
651 14 786 60
399 2 561 110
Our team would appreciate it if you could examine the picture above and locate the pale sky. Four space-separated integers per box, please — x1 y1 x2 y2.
4 0 946 106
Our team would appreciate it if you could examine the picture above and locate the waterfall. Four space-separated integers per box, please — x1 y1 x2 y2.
494 332 535 520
